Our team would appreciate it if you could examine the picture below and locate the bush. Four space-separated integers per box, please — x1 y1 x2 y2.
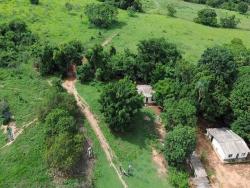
0 100 12 125
85 3 118 28
220 15 240 28
231 113 250 142
45 133 85 174
100 0 142 11
30 0 39 5
194 8 218 27
238 2 248 14
164 125 196 165
169 167 189 188
167 4 177 17
162 98 197 131
77 64 94 83
100 77 143 132
0 20 37 68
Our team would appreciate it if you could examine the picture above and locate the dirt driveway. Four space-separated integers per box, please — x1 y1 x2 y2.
196 126 250 188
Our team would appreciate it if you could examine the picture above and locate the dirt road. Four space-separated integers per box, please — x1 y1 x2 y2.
62 79 128 188
101 33 118 47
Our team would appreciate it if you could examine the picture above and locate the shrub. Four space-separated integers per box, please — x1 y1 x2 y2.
238 2 248 14
164 125 196 165
100 0 142 11
162 98 197 131
194 8 218 27
45 133 85 174
85 3 118 28
0 100 12 125
100 77 143 132
169 167 189 188
167 4 177 17
30 0 39 5
220 15 240 28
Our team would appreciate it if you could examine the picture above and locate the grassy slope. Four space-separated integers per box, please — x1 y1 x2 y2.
0 0 250 62
76 82 172 188
0 64 53 186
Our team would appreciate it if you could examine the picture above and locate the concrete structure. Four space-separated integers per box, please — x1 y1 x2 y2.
136 85 155 104
189 151 210 188
206 128 250 163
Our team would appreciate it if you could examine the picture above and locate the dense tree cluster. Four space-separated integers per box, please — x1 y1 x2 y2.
78 38 182 84
230 67 250 142
184 0 249 14
99 0 143 11
0 20 37 68
37 40 84 77
194 8 240 28
40 89 85 175
85 3 118 28
99 78 143 132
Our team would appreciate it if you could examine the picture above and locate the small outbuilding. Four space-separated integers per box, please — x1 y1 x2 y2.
137 85 155 104
206 128 250 163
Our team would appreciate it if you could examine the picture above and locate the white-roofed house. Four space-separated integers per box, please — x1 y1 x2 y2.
136 85 155 104
206 128 250 163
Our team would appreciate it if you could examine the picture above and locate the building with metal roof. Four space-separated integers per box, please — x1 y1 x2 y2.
206 128 250 162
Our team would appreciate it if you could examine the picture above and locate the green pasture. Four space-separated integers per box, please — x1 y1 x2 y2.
76 82 172 188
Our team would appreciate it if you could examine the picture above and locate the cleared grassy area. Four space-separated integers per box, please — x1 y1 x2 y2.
76 82 172 188
0 122 53 187
0 64 50 127
0 0 249 62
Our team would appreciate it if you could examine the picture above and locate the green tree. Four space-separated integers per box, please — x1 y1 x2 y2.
44 108 78 137
231 113 250 142
164 126 196 165
45 133 84 174
162 98 197 131
77 63 94 83
100 77 143 132
85 3 118 28
137 38 181 82
167 4 177 17
0 100 12 125
54 40 84 76
220 15 240 28
194 8 218 27
238 2 248 14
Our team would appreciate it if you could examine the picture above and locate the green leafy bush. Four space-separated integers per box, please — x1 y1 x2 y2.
85 3 118 28
220 15 240 28
194 8 218 27
169 167 189 188
100 77 143 132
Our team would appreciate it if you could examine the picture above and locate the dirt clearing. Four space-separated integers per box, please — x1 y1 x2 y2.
196 123 250 188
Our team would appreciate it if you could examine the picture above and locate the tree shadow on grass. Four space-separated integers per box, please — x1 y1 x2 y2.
113 109 158 151
88 21 127 30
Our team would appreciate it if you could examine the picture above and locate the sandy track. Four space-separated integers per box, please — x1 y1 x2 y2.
101 33 118 47
62 80 128 188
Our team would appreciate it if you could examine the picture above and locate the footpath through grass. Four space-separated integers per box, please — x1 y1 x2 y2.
76 82 172 188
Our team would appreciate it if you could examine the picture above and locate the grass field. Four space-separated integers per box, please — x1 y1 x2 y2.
76 82 172 188
0 0 249 62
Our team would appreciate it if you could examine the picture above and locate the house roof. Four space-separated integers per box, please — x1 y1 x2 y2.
136 85 155 98
206 128 250 156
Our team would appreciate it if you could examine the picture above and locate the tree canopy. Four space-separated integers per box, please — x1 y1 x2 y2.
164 126 196 165
85 3 118 28
100 77 143 132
